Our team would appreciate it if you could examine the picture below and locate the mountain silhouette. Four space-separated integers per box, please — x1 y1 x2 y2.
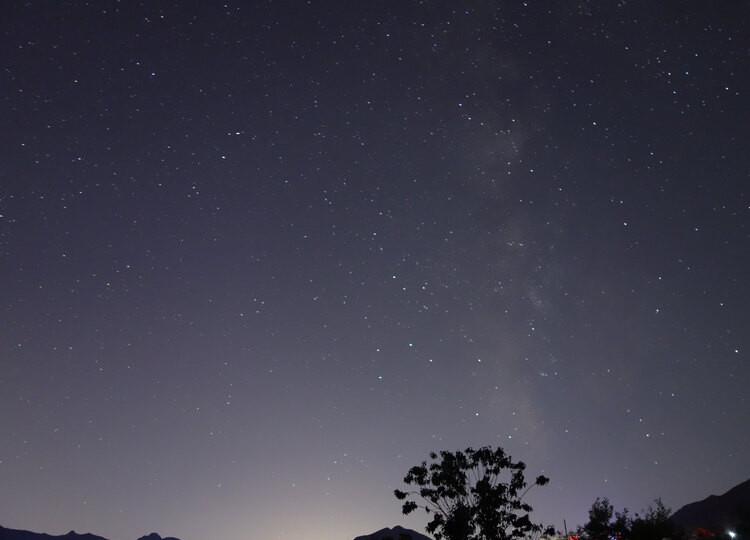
670 478 750 533
353 525 433 540
0 526 109 540
0 526 180 540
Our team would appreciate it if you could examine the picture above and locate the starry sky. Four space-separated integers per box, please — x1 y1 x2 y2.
1 2 748 540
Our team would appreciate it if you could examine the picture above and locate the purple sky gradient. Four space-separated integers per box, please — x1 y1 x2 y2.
1 2 748 539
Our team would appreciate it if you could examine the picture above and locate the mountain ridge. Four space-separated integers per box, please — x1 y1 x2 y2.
670 477 750 532
0 527 180 540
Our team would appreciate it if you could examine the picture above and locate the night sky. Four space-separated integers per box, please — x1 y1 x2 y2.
1 2 749 540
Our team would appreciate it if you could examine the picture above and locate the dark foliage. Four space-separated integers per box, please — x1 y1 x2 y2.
631 498 674 540
394 446 552 540
579 497 674 540
581 497 617 540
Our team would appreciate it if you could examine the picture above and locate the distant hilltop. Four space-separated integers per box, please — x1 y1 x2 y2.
0 527 180 540
354 525 433 540
136 534 181 540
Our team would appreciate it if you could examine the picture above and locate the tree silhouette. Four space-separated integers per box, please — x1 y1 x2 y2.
630 498 673 540
581 497 616 540
394 446 552 540
580 496 674 540
579 497 632 540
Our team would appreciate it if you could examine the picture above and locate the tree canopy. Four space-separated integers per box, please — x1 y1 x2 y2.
630 498 674 540
394 446 552 540
579 497 674 540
